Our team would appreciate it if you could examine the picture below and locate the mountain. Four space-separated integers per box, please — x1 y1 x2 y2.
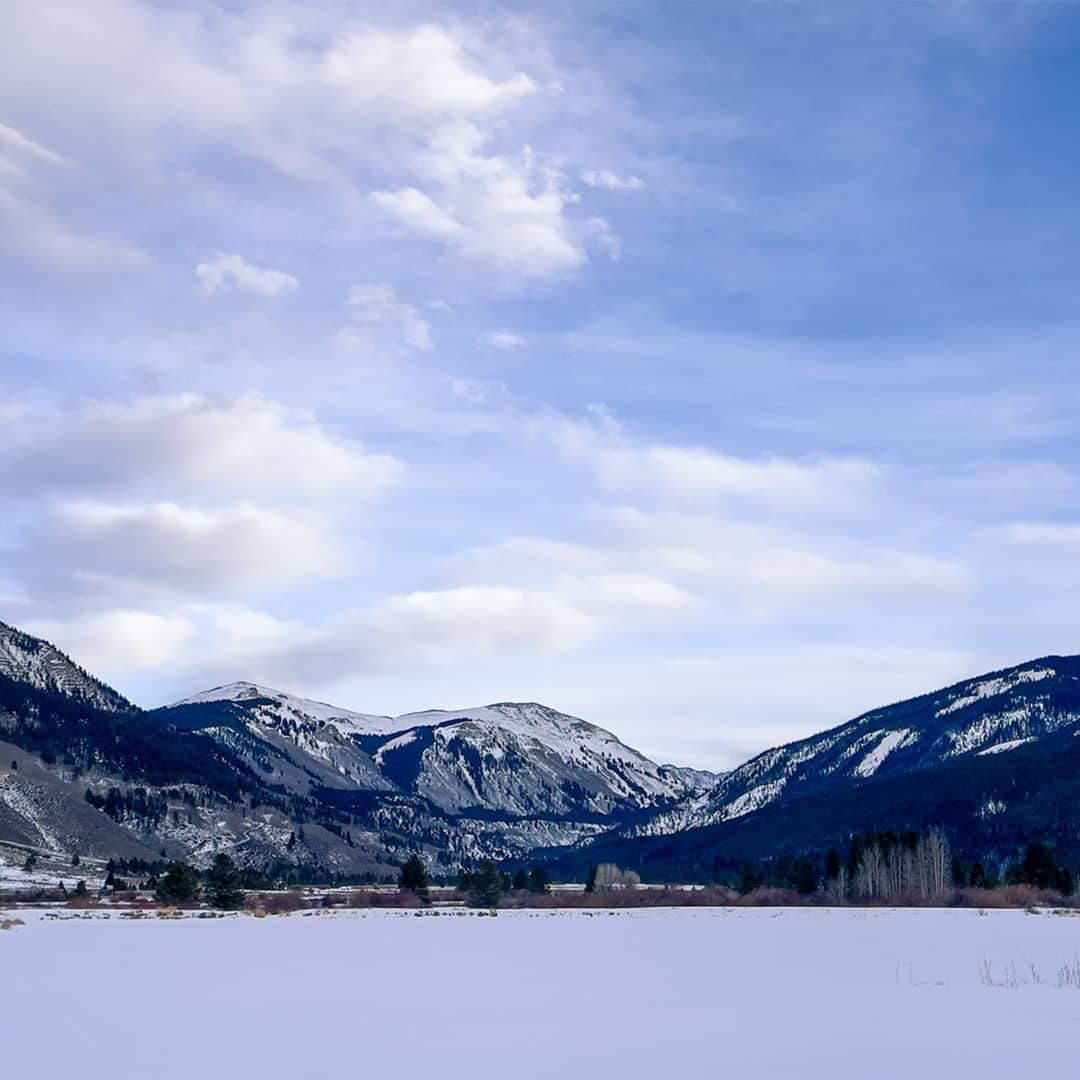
633 657 1079 836
7 613 1080 886
0 622 711 879
176 683 709 818
0 621 130 712
542 655 1080 879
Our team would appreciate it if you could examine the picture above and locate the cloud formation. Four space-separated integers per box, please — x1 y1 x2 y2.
481 330 526 350
0 393 402 499
581 169 643 190
347 284 433 351
196 252 299 297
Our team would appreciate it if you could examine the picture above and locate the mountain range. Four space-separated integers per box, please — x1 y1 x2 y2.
2 616 1079 883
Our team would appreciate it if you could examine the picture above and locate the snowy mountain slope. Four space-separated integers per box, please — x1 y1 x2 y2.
174 682 391 733
0 621 130 712
631 655 1080 837
0 615 704 875
175 687 713 818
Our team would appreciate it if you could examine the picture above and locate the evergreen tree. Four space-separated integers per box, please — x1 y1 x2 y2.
156 862 201 905
736 860 761 895
527 867 550 894
512 869 529 891
74 880 88 898
462 862 506 908
205 853 244 910
1006 841 1069 891
794 858 817 895
825 849 841 881
398 854 431 902
584 865 598 894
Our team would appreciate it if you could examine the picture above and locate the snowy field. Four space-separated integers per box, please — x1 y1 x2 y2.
2 906 1079 1078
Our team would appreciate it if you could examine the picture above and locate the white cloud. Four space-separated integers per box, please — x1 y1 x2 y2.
455 513 967 609
369 187 463 239
28 500 341 595
585 215 622 261
28 610 197 676
544 409 879 507
373 131 586 278
1 9 592 282
196 252 298 297
581 169 643 190
0 393 402 500
324 25 536 119
348 284 433 351
481 330 526 350
0 122 67 168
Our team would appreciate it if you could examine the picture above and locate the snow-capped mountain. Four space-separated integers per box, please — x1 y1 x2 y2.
632 656 1080 837
0 620 715 875
9 613 1080 881
0 621 130 713
171 684 711 818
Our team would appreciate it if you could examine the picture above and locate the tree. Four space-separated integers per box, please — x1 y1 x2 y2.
736 860 761 895
1007 842 1072 893
22 852 36 873
527 867 550 894
74 880 88 898
825 849 841 881
584 866 598 894
205 853 244 910
156 862 201 905
512 869 529 891
462 862 506 908
794 858 817 895
398 854 431 902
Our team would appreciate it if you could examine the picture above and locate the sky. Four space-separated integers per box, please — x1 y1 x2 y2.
4 1 1080 770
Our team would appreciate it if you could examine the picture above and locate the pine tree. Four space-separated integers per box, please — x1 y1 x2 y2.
463 862 506 908
398 854 431 902
825 849 841 880
527 867 550 894
512 869 529 891
584 865 598 894
205 853 244 910
156 862 202 905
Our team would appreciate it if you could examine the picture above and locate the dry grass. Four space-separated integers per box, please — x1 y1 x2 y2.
244 890 308 916
950 885 1078 909
346 889 424 909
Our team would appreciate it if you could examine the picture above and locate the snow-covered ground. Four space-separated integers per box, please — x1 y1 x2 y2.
2 906 1079 1077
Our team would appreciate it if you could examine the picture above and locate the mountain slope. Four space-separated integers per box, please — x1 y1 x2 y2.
0 622 712 877
536 655 1080 880
0 621 130 712
633 656 1080 837
174 686 712 820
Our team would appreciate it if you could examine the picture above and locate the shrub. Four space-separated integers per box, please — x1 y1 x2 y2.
245 890 307 916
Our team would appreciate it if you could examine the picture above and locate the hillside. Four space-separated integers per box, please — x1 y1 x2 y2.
543 656 1080 878
0 622 710 878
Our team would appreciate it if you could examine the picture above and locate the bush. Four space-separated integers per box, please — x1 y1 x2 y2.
245 890 307 916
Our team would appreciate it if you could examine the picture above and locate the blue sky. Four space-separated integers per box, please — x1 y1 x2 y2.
3 1 1080 769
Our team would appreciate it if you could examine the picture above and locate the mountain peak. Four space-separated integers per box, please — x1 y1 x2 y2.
0 620 131 713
